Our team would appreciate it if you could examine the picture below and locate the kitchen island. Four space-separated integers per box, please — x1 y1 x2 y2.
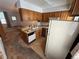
18 25 42 44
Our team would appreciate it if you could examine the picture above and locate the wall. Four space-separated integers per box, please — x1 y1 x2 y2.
7 10 21 27
42 11 74 22
0 8 21 27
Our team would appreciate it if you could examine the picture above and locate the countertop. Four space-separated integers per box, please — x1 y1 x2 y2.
21 27 39 34
20 24 48 34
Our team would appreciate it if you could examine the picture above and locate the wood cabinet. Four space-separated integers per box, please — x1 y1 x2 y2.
19 29 36 44
36 28 42 39
19 8 42 21
42 28 48 38
70 0 79 16
0 22 5 40
42 11 73 22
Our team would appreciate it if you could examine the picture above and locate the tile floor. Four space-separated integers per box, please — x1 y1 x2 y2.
3 29 47 59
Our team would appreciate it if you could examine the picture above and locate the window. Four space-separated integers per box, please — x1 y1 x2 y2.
0 12 7 24
74 16 79 21
11 16 16 21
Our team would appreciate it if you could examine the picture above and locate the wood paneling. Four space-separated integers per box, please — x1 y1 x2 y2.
70 0 79 16
0 8 21 27
19 8 73 22
19 8 42 22
19 9 74 39
42 11 73 22
19 8 42 38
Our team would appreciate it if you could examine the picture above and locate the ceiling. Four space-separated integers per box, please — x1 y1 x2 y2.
0 0 73 12
24 0 51 8
25 0 72 9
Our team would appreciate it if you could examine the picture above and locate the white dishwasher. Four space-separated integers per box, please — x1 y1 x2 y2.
28 31 36 43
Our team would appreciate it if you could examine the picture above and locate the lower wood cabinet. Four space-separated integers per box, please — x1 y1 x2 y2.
19 30 36 44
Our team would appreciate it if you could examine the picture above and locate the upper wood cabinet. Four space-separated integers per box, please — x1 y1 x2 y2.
70 0 79 16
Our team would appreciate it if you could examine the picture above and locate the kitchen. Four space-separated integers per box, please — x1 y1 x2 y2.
0 0 79 59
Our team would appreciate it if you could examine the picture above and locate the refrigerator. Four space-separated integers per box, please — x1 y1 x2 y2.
45 20 79 59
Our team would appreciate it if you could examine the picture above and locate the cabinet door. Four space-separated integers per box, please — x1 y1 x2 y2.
72 0 79 15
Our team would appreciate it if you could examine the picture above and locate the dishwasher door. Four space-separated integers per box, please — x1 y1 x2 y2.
28 32 36 43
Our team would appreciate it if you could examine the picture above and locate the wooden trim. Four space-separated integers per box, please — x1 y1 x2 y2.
19 8 23 21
